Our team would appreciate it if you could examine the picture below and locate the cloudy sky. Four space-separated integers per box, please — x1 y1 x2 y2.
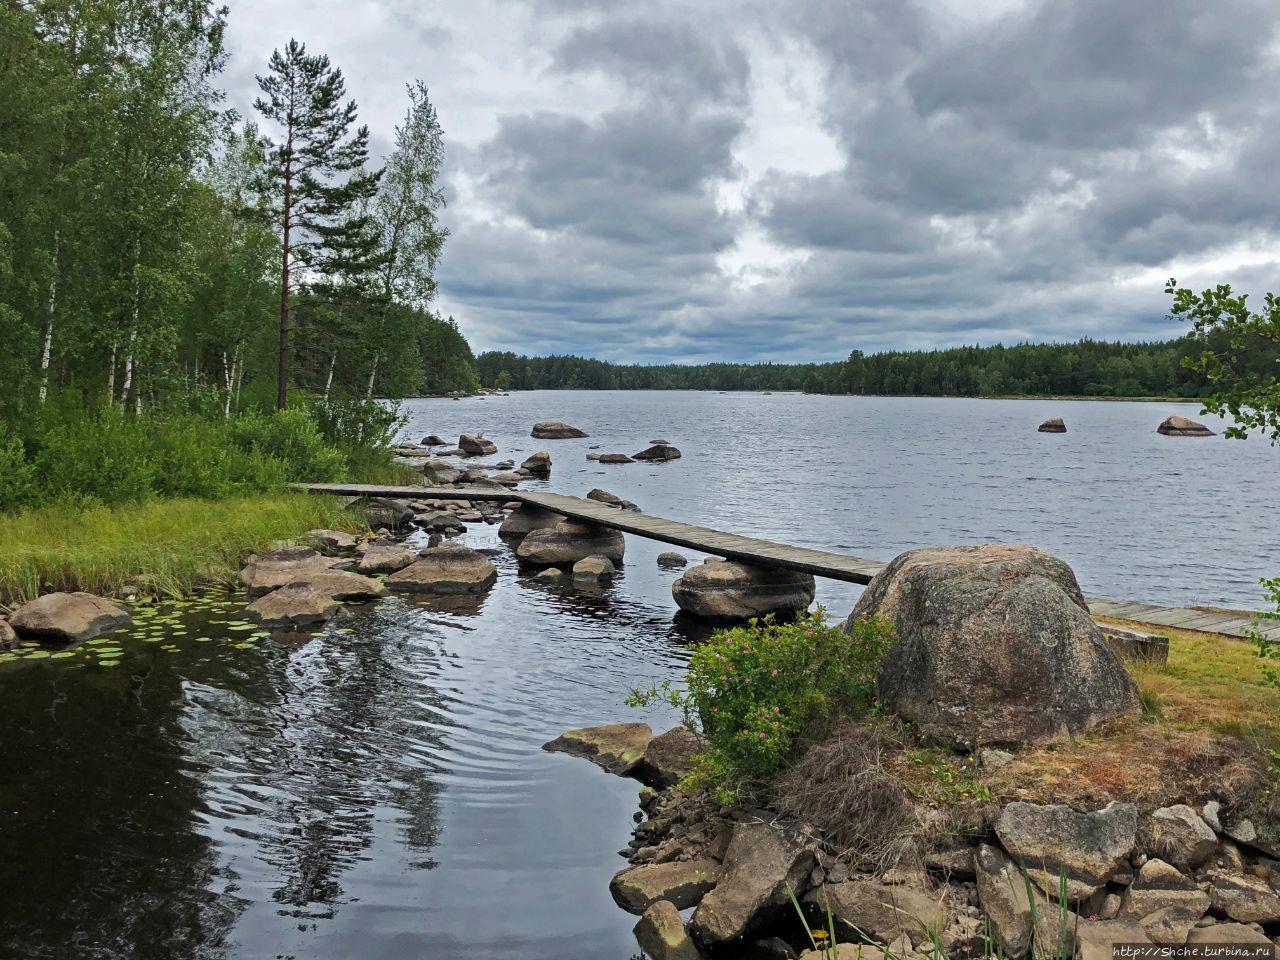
224 0 1280 363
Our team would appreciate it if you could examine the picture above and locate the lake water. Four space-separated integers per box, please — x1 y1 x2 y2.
0 391 1276 960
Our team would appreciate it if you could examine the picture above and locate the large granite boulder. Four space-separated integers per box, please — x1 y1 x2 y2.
543 722 653 775
516 519 625 567
246 582 339 628
239 545 332 597
1038 417 1067 433
847 544 1141 746
531 420 587 439
458 433 497 456
356 543 418 575
689 820 817 946
1208 873 1280 923
994 801 1137 900
1157 415 1215 437
573 555 615 582
10 592 132 643
611 860 722 913
520 451 552 476
386 543 497 594
498 503 563 539
672 559 814 621
634 443 681 461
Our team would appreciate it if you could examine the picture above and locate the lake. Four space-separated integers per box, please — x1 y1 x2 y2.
0 391 1275 960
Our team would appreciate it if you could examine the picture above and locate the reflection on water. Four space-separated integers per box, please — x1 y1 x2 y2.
0 391 1276 960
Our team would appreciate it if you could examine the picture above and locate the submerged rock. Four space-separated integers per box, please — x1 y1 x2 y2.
672 558 814 621
994 800 1138 900
516 518 626 567
458 433 497 456
1038 417 1067 433
611 859 722 913
531 420 588 439
634 443 682 461
543 722 654 775
10 592 132 643
246 582 340 628
1157 415 1215 437
848 544 1141 746
633 900 703 960
386 543 497 594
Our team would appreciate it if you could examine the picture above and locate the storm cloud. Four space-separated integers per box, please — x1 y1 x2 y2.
224 0 1280 362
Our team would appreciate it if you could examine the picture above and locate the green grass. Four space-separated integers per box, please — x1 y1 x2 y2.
0 494 365 606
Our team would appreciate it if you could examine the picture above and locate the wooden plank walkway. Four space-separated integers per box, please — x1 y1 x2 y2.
294 483 1280 642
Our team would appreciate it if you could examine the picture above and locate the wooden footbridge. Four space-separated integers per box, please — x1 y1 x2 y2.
295 483 1280 643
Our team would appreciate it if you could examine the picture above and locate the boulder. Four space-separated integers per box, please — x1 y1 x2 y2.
690 819 817 946
422 434 446 446
587 488 623 506
356 543 418 575
1038 417 1067 433
520 451 552 475
1099 625 1169 664
278 568 387 601
1137 905 1203 945
1186 923 1273 945
362 497 416 530
1075 920 1151 960
634 443 682 461
239 546 333 597
672 559 814 621
1141 805 1218 871
0 620 14 645
636 726 704 789
975 844 1033 959
499 503 565 539
633 901 704 960
1118 858 1210 921
573 555 616 582
488 472 524 486
543 722 654 775
848 544 1141 746
1208 873 1280 923
598 453 634 464
306 529 357 554
10 592 132 643
246 582 340 628
517 519 626 567
413 510 466 535
806 879 946 949
419 460 464 484
658 552 689 569
1157 415 1215 437
458 433 497 456
532 567 566 583
386 543 497 594
611 860 722 913
994 800 1137 901
531 420 588 439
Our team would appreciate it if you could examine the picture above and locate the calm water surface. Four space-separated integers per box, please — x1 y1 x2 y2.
0 391 1276 960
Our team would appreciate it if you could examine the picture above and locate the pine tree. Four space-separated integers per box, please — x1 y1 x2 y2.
254 39 373 409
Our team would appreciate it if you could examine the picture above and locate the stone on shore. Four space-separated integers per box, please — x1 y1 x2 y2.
0 620 14 645
1157 415 1215 437
634 443 682 461
1099 625 1169 663
246 582 340 628
1186 923 1273 945
1117 858 1210 922
458 433 497 456
689 820 817 946
10 592 132 643
633 900 704 960
1208 873 1280 923
573 555 616 582
356 543 418 575
306 529 357 554
1075 920 1152 960
975 844 1034 959
362 497 416 530
498 503 563 539
672 558 814 621
1140 805 1218 871
657 551 689 569
419 460 464 484
386 543 497 594
422 434 446 446
520 451 552 475
1038 417 1067 433
807 879 946 950
531 420 588 439
543 722 654 775
516 519 626 567
611 860 722 913
994 800 1137 901
239 546 332 597
636 726 704 789
848 544 1141 746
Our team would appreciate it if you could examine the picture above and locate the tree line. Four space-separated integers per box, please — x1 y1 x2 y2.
0 0 476 425
476 334 1280 399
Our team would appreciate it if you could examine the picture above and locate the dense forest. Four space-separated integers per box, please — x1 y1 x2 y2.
0 0 477 425
476 336 1248 398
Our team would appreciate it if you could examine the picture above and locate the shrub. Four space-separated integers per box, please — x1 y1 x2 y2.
629 609 897 806
0 429 35 512
226 408 347 482
34 414 157 504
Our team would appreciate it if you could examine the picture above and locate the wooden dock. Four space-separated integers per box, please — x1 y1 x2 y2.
295 483 1280 643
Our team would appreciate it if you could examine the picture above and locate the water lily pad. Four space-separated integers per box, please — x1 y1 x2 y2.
97 660 121 668
25 650 51 660
50 651 77 659
232 642 256 649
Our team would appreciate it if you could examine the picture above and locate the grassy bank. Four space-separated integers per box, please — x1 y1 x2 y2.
0 494 364 606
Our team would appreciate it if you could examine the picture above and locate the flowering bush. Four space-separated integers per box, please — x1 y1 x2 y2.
629 608 897 806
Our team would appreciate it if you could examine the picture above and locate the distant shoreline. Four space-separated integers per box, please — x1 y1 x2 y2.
404 389 1206 404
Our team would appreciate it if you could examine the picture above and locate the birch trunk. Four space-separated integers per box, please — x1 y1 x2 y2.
37 231 61 404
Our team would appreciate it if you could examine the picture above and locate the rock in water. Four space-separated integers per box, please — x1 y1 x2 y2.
572 555 616 581
634 443 682 461
498 503 562 539
543 722 654 775
520 450 552 475
531 420 588 439
1156 415 1215 437
421 434 446 446
246 582 340 628
611 860 722 914
597 453 634 464
458 433 497 456
362 497 416 530
1038 417 1067 433
636 726 705 789
994 800 1138 900
633 900 704 960
671 558 814 621
587 488 623 506
847 544 1141 746
386 543 497 594
10 592 132 643
516 518 625 566
657 551 689 569
356 543 418 575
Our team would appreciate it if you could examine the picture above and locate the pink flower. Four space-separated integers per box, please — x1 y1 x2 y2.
770 669 778 677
